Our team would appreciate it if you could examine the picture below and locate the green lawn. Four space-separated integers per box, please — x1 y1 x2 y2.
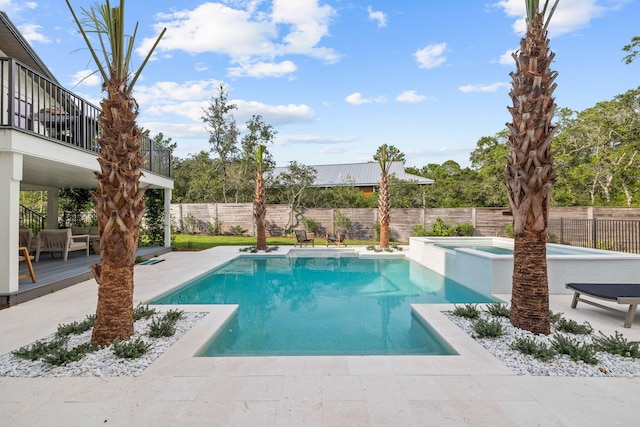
171 234 383 250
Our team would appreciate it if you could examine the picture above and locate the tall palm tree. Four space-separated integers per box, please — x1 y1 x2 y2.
374 144 405 249
254 144 268 250
505 0 559 335
66 0 165 346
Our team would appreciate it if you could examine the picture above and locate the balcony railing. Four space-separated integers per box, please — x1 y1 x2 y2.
0 57 171 178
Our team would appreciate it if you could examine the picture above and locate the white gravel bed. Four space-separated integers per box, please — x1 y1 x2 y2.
445 311 640 377
0 312 206 377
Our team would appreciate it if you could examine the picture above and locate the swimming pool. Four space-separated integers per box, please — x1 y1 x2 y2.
151 254 495 356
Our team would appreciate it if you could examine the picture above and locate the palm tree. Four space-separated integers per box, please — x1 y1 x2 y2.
254 144 268 250
505 0 559 335
66 0 165 346
374 144 405 249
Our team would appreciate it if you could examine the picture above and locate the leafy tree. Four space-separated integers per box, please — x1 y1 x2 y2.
272 161 317 233
171 151 220 202
469 132 510 206
58 188 94 227
201 83 239 203
66 0 165 346
374 144 405 248
505 0 559 335
623 36 640 64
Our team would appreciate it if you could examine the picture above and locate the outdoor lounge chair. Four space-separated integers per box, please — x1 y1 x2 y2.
326 230 347 247
294 230 314 247
565 283 640 328
35 228 90 262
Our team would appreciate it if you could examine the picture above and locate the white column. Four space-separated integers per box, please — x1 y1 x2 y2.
46 189 59 229
0 152 23 295
164 188 172 247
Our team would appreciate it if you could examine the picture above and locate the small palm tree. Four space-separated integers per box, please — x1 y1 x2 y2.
374 144 405 248
66 0 165 345
505 0 559 335
254 144 268 250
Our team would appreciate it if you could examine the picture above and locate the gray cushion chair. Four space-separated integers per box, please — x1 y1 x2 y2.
35 228 90 262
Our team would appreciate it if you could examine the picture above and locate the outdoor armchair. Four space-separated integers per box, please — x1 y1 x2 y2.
35 228 90 262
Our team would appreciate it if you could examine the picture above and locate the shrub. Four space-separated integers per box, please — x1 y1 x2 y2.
550 333 598 364
472 318 504 338
301 217 319 234
554 318 593 335
333 210 352 232
112 337 151 359
133 303 157 321
42 342 100 366
510 337 556 362
148 310 184 338
148 318 176 338
412 224 430 237
549 310 564 325
451 304 481 320
56 315 95 337
228 225 248 236
485 302 510 318
207 216 223 235
12 339 66 361
593 331 640 358
427 217 475 237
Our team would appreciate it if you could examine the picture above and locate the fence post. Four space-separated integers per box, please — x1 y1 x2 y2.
592 218 597 249
560 218 564 244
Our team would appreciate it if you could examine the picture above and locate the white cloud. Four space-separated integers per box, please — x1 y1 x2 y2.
498 49 517 65
228 60 297 78
458 82 511 93
18 24 50 44
277 134 356 146
345 92 385 105
494 0 628 36
396 90 425 103
414 43 447 69
367 6 387 28
346 92 371 105
138 0 339 78
70 70 101 87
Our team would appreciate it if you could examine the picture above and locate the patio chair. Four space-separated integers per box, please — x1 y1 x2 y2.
18 246 36 283
35 228 90 262
326 230 347 247
294 230 314 247
565 283 640 328
19 228 37 252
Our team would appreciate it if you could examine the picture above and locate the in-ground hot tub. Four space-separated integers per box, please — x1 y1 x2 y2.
408 236 640 296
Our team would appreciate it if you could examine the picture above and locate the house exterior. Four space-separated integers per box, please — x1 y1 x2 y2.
272 161 433 195
0 12 173 299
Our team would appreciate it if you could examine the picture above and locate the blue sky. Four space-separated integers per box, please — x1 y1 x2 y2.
5 0 639 168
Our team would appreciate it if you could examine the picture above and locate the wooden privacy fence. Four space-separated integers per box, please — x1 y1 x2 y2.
171 204 640 252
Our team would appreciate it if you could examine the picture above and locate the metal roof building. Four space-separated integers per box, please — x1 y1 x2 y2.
272 161 433 192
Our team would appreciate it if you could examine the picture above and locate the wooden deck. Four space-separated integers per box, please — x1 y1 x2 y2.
7 246 171 306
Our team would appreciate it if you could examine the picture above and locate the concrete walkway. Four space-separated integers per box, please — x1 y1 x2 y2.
1 246 639 426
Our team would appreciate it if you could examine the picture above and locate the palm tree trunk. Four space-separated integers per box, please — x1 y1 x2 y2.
506 6 557 335
254 171 267 250
379 172 390 248
91 72 145 346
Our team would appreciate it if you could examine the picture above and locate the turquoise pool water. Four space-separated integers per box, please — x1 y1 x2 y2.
151 254 495 356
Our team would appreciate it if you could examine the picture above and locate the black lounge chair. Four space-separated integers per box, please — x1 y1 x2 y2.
294 230 314 247
326 230 347 247
565 283 640 328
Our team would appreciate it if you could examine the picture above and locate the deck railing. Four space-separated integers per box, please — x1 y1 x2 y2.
0 57 171 177
549 218 640 254
19 204 45 235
